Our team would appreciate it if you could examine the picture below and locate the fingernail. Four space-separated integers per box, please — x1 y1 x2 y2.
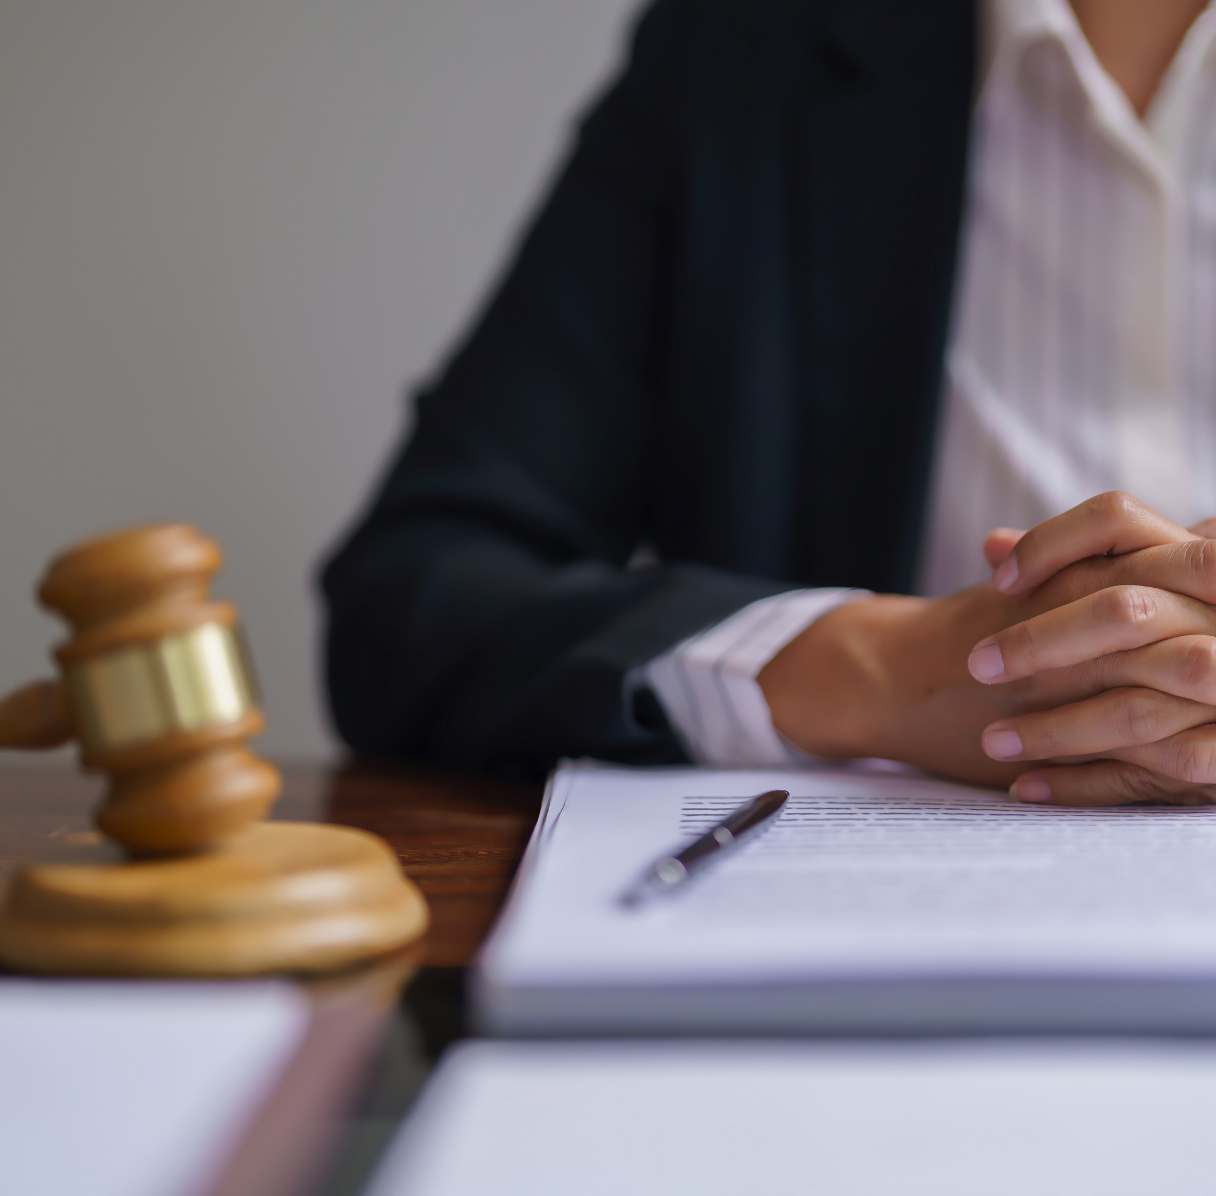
968 642 1005 683
993 554 1019 594
983 727 1024 760
1012 779 1052 803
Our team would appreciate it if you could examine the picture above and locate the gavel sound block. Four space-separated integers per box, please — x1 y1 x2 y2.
0 525 428 976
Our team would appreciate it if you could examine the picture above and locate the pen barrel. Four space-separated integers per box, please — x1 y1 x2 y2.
675 790 790 873
622 789 789 907
677 832 731 870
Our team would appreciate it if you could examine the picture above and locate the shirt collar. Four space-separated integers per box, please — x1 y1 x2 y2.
985 0 1216 99
989 0 1077 48
980 0 1216 181
975 0 1080 99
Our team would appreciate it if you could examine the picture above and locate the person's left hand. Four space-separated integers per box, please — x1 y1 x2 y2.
971 499 1216 806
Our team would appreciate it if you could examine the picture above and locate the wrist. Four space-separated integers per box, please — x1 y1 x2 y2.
757 595 919 759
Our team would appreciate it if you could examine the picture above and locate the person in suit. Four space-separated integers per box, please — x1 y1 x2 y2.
322 0 1216 805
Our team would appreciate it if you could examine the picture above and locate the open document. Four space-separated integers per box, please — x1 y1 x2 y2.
475 761 1216 1034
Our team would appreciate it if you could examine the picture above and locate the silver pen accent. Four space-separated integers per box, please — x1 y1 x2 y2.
620 789 789 907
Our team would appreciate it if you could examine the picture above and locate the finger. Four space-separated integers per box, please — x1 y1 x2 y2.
984 528 1025 570
1097 635 1216 706
991 491 1196 596
981 688 1216 762
968 586 1216 684
1009 760 1216 807
1191 517 1216 538
1112 723 1216 788
1080 538 1216 608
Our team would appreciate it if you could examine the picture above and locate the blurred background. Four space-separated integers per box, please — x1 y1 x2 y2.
0 0 641 760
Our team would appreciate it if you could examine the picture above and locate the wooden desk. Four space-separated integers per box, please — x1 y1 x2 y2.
0 760 543 1196
0 760 544 968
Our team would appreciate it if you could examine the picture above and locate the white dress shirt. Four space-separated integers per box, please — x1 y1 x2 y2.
642 0 1216 767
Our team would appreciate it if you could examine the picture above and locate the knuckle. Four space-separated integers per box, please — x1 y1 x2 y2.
1165 731 1216 786
1193 539 1216 590
1094 490 1139 526
1178 638 1216 699
1101 585 1158 628
1007 619 1045 673
1113 693 1162 744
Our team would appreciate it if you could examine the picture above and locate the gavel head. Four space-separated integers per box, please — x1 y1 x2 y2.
38 524 280 855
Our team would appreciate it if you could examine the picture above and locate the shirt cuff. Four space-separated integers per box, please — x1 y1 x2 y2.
635 588 870 768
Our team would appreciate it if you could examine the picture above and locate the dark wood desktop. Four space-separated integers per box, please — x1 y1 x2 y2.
0 760 543 967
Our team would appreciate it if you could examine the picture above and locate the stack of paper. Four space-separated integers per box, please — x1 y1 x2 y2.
0 980 308 1196
475 761 1216 1034
367 1038 1216 1196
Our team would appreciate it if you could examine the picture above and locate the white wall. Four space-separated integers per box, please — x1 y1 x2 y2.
0 0 641 760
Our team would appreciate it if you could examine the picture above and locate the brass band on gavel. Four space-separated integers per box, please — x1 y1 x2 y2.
64 620 258 757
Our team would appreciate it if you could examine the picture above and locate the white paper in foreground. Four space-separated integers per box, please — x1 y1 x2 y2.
480 761 1216 988
369 1038 1216 1196
0 979 308 1196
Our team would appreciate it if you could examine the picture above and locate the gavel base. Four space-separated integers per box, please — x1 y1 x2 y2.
0 822 429 977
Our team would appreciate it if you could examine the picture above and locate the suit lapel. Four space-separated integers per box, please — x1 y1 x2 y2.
788 0 976 592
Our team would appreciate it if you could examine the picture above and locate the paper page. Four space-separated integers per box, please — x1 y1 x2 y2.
0 979 309 1196
368 1038 1216 1196
480 762 1216 986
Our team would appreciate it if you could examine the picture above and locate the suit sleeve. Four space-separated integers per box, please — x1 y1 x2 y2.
320 1 793 779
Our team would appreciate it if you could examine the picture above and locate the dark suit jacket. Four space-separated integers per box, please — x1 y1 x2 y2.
321 0 976 778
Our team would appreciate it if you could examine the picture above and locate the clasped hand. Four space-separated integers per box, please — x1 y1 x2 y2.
759 492 1216 807
969 494 1216 807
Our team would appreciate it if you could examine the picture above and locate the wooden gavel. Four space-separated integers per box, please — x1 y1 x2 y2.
0 524 279 854
0 524 427 977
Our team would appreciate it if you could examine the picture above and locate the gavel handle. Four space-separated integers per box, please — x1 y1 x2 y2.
0 680 74 749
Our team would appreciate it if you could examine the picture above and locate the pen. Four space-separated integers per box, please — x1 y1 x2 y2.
619 789 789 907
